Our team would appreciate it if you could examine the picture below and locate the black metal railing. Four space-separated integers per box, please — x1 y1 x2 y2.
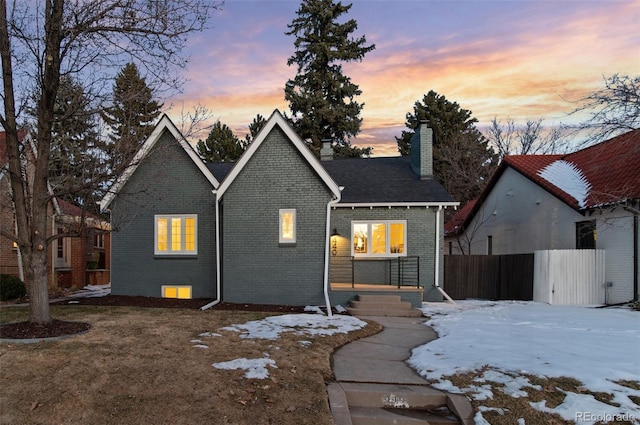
330 256 420 288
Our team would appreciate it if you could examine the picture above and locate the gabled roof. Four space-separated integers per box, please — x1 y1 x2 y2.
216 110 342 199
99 114 219 212
448 128 640 235
322 157 456 206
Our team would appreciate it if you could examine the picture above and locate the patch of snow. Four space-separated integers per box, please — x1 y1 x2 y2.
412 301 640 421
192 344 209 349
212 357 277 379
538 160 591 208
334 305 347 313
299 340 312 347
198 332 221 337
221 313 367 340
304 305 324 314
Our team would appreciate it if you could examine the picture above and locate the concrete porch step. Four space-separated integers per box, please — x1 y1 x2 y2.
349 406 460 425
346 307 424 317
350 300 414 310
328 382 473 425
339 382 447 409
347 294 423 317
356 294 402 302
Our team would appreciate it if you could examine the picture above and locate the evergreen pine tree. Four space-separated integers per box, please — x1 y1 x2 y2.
397 91 497 206
197 121 247 162
28 76 102 208
285 0 375 156
101 62 162 171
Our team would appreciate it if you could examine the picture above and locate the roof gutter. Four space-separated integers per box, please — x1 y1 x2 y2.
201 189 222 311
323 190 343 317
333 202 459 209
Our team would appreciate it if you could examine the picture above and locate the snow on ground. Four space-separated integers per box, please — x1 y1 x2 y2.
220 313 367 340
409 301 640 424
67 284 111 298
200 312 367 379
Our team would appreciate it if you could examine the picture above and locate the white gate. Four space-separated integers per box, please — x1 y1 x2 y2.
533 250 606 305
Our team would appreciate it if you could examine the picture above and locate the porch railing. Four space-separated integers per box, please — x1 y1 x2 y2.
330 256 420 289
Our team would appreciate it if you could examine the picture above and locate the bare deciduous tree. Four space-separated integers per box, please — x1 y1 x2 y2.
486 117 570 161
571 74 640 143
0 0 221 324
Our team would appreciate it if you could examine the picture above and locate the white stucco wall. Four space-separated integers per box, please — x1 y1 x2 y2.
459 168 585 255
595 210 635 304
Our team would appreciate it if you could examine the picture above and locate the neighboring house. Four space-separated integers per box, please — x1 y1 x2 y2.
445 129 640 304
100 111 458 308
0 130 110 289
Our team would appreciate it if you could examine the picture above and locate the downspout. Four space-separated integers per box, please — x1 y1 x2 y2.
634 213 638 302
323 193 342 317
201 189 222 311
434 205 456 304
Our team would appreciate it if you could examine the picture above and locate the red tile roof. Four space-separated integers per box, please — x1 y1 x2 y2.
508 129 640 209
444 198 477 236
447 128 640 235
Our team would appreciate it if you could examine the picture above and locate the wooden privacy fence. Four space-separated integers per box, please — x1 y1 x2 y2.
444 254 534 301
444 250 606 304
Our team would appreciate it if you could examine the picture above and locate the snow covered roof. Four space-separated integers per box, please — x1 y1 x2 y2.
447 128 640 235
510 128 640 210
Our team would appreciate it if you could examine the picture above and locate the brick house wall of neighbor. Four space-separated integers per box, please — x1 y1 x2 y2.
0 175 20 278
220 125 335 306
109 128 217 298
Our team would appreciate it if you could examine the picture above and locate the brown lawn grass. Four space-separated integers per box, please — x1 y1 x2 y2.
0 305 381 425
440 369 639 425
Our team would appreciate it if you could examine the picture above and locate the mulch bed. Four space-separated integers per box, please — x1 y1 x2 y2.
0 320 91 340
1 295 307 339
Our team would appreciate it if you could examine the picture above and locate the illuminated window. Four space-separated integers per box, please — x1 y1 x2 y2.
279 209 296 244
351 221 406 257
155 215 197 255
162 285 192 299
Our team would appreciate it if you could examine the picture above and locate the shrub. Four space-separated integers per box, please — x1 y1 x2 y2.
0 274 27 301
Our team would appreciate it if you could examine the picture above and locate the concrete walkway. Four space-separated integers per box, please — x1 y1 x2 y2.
329 315 474 425
333 315 437 384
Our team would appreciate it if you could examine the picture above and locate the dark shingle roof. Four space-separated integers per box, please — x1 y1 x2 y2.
319 157 454 204
206 162 236 184
206 156 455 204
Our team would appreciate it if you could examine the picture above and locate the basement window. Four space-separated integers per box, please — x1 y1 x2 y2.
162 285 192 299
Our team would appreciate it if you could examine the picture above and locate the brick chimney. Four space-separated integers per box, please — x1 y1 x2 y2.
320 138 333 161
410 120 433 180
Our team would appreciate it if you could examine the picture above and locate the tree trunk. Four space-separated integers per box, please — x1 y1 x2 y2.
24 246 51 324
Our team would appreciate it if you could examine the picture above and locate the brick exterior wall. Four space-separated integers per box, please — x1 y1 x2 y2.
110 130 217 298
221 126 334 305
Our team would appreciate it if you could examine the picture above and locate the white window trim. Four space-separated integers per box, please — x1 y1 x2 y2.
279 209 297 244
351 220 407 258
154 214 198 256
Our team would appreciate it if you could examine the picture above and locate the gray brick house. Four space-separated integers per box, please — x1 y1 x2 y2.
100 110 458 308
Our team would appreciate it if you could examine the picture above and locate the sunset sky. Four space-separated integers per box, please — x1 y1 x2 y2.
168 0 640 156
